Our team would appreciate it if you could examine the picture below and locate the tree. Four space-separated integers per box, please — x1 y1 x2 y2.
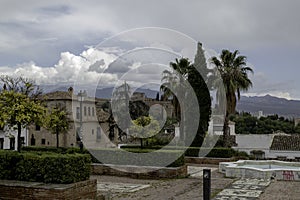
190 43 212 146
210 50 253 147
45 105 70 148
0 90 45 152
111 82 131 139
129 116 160 148
161 45 212 147
0 75 42 101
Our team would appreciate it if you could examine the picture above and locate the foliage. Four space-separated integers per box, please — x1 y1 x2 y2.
190 43 212 147
89 148 185 167
129 100 149 120
210 49 253 147
21 146 90 154
0 90 46 152
111 82 131 139
129 116 161 148
45 105 70 148
121 145 241 158
0 75 43 101
231 112 300 134
161 46 212 147
0 150 91 183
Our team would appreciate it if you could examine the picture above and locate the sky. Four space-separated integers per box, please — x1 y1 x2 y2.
0 0 300 99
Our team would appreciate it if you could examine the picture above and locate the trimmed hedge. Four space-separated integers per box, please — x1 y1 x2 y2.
89 148 185 167
0 150 91 184
21 146 89 154
120 145 239 158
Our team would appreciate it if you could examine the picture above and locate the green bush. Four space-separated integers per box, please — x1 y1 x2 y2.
0 150 91 184
21 146 89 154
0 150 23 180
120 145 238 158
184 147 237 158
89 148 185 167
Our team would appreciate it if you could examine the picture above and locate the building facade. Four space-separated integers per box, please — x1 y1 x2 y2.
0 126 28 150
29 89 112 148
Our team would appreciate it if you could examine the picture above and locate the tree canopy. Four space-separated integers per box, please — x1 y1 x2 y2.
0 90 45 151
45 105 70 148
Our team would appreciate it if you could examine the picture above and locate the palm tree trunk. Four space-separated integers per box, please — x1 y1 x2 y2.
223 112 230 148
17 123 22 152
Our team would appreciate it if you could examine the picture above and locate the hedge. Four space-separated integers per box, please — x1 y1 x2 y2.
120 145 239 158
21 146 185 167
0 150 91 184
21 146 89 154
89 148 185 167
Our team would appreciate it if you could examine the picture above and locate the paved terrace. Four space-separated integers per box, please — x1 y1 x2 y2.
92 164 300 200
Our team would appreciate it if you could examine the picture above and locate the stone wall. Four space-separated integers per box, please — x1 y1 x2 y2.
0 179 97 200
91 163 187 179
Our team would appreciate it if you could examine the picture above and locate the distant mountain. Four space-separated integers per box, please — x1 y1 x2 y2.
237 95 300 118
95 87 160 99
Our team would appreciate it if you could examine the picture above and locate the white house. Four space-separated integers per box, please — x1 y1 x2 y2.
0 126 28 150
233 133 300 159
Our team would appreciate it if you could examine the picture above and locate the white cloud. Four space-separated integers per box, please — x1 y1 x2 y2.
0 47 118 85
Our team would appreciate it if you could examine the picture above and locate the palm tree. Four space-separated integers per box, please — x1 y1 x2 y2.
161 58 191 122
161 58 192 142
210 49 253 147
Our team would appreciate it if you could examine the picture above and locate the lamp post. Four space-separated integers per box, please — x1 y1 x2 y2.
203 169 211 200
78 90 85 148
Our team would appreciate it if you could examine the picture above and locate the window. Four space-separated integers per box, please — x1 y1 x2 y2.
20 137 25 145
0 138 4 149
92 107 95 116
76 107 80 119
84 106 87 116
10 138 15 150
31 134 35 146
97 127 101 140
88 107 91 116
76 127 81 142
36 125 41 131
92 129 94 135
41 139 46 145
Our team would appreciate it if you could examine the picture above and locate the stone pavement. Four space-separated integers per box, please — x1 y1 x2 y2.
92 164 234 199
96 165 218 194
213 178 271 200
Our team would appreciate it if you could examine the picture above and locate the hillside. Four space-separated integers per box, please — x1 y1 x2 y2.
237 95 300 118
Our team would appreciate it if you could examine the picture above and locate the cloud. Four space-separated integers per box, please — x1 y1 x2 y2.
0 47 118 85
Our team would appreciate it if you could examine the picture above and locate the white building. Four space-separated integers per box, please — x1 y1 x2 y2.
233 133 300 159
29 88 113 148
0 126 28 150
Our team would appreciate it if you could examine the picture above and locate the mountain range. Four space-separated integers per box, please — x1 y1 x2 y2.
236 95 300 118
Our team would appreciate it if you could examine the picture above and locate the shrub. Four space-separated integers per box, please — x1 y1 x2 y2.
0 150 91 184
120 145 238 158
184 147 237 158
21 146 89 154
0 150 23 180
89 148 185 167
